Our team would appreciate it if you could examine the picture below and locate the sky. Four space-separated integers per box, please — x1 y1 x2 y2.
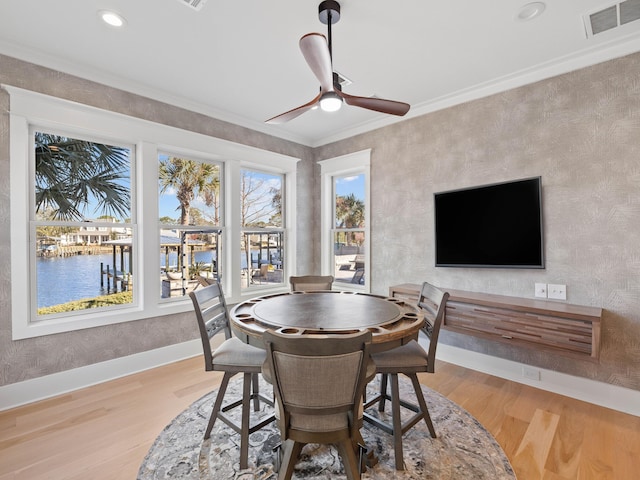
157 157 282 223
158 172 363 222
335 174 365 200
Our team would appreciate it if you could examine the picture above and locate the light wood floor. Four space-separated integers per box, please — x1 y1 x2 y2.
1 357 638 480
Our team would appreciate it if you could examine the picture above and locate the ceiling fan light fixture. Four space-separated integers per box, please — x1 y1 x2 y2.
320 91 342 112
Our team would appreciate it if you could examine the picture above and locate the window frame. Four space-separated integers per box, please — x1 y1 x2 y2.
319 150 371 292
157 150 224 302
7 86 298 340
30 127 136 319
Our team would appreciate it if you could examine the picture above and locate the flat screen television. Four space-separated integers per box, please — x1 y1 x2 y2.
434 177 544 268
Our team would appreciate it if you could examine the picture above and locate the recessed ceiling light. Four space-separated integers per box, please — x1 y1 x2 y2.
517 2 546 21
99 10 127 28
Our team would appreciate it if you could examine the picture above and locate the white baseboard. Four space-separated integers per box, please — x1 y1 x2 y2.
434 343 640 417
0 339 202 411
3 339 639 418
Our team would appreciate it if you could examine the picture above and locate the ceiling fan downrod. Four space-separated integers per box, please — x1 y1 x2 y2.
318 0 340 62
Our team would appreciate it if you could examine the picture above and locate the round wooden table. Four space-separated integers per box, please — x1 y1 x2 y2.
229 291 424 352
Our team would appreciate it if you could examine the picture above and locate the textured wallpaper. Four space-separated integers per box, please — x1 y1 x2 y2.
0 54 314 386
1 50 640 393
314 53 640 392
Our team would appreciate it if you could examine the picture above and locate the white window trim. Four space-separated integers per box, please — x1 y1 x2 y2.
319 149 371 292
6 85 298 339
232 161 294 295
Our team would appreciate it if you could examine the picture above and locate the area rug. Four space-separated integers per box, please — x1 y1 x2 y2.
138 376 515 479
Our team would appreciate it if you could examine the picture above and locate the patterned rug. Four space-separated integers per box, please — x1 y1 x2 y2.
138 376 515 479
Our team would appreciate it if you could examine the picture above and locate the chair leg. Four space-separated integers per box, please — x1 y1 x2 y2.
251 372 260 411
336 439 361 480
378 373 389 411
354 429 378 469
390 373 405 471
409 374 436 438
239 372 252 470
272 442 283 473
278 439 303 480
205 372 232 439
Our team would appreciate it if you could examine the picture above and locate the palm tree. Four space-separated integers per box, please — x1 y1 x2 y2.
35 133 131 220
158 157 220 225
335 193 365 248
335 193 364 228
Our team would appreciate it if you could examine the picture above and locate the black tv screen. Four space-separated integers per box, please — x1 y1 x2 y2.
434 177 544 268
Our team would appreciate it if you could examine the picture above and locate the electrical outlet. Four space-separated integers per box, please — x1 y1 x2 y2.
534 283 547 298
548 284 567 300
522 366 541 381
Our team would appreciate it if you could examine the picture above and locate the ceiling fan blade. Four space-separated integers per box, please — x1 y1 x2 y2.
299 33 334 92
338 91 410 116
265 93 321 124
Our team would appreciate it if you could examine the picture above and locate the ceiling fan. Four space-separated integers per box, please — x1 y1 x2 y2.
266 0 410 124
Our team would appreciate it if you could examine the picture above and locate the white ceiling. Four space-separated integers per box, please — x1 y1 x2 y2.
1 0 640 147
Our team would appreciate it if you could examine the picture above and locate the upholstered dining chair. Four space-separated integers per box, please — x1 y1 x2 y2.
189 282 275 470
289 274 334 291
363 281 449 470
262 330 376 480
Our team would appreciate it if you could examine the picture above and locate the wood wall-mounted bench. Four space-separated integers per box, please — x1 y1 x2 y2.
389 283 602 359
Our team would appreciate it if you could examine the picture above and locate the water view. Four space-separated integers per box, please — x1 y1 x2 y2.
37 251 210 308
37 253 122 308
36 249 279 308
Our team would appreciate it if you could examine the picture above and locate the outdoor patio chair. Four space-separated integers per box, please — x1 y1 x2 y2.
252 263 271 284
350 268 364 285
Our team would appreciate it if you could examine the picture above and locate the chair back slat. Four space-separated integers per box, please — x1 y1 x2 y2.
189 282 232 371
417 282 449 373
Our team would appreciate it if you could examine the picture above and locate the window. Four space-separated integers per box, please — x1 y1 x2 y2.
158 153 222 299
319 150 370 291
33 131 134 316
333 173 366 286
8 86 298 339
240 169 285 290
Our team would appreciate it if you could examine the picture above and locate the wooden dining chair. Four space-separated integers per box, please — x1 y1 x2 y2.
289 274 334 291
363 281 449 470
262 330 376 480
189 282 275 470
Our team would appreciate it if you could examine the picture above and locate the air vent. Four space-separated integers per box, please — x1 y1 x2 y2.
584 0 640 37
334 70 353 87
178 0 208 11
621 0 640 24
